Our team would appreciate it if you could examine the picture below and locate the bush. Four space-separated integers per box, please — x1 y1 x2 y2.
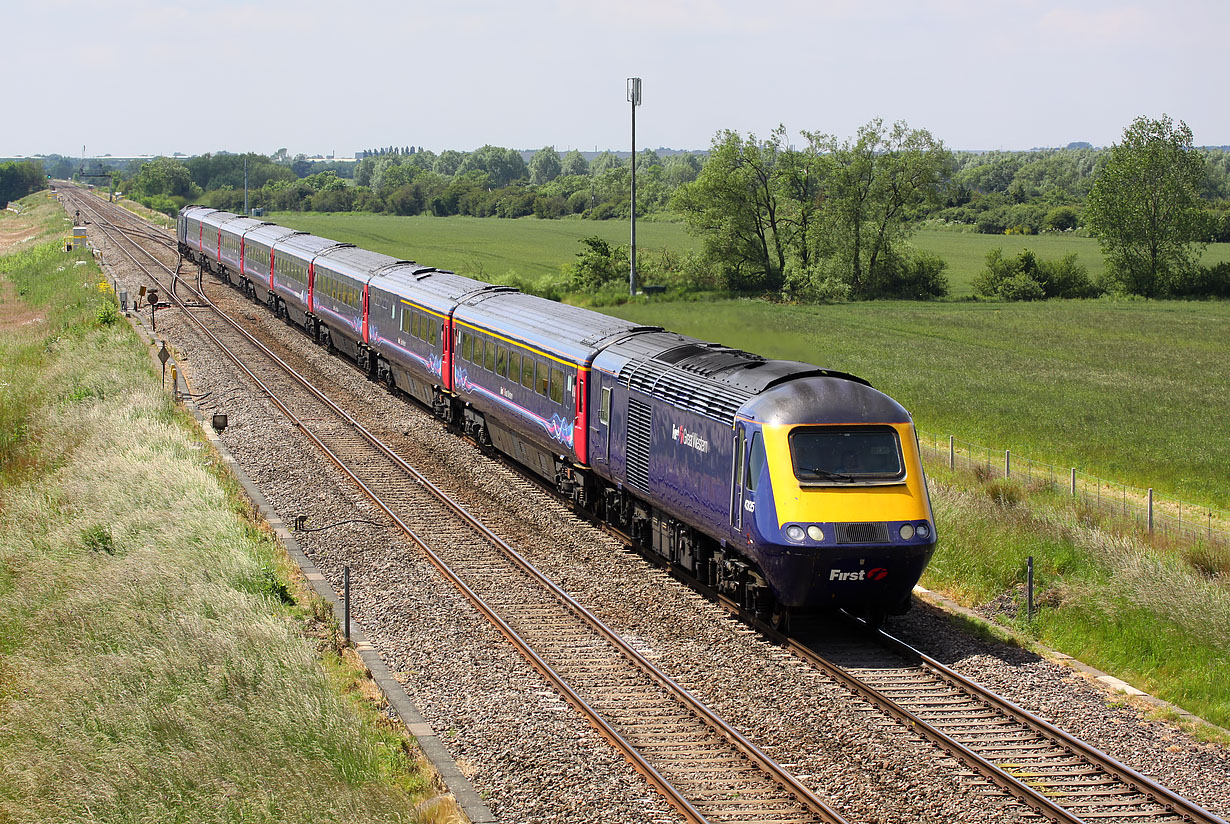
1044 205 1080 231
1039 253 1100 298
862 250 949 299
781 262 851 303
999 273 1046 301
975 248 1101 300
1170 261 1230 298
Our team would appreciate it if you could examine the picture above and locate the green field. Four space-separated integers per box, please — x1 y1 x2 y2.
601 299 1230 510
270 212 1230 297
270 212 699 285
914 228 1230 295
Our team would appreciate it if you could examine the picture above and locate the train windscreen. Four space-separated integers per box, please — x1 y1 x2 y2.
788 426 904 483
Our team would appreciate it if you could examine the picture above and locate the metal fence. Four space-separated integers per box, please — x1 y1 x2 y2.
916 429 1228 549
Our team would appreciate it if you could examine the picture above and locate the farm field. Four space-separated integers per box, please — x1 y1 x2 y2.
270 212 1230 297
270 212 698 285
913 229 1230 295
602 298 1230 510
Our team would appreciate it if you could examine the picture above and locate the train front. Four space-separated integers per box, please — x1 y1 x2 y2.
735 374 936 617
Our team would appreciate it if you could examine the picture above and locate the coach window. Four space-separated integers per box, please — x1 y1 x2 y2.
521 355 534 389
549 367 564 404
599 387 611 425
536 361 549 397
484 338 496 372
508 351 521 384
428 319 437 346
747 432 765 491
461 332 473 361
496 346 507 378
473 337 485 367
411 311 420 339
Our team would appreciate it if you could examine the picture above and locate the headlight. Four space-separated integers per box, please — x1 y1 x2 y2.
916 523 931 539
806 525 824 541
899 524 915 540
785 525 806 542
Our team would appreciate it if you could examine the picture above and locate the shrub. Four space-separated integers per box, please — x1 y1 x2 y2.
999 273 1046 301
1044 205 1080 231
976 248 1101 300
861 250 949 299
1038 253 1100 298
1170 261 1230 298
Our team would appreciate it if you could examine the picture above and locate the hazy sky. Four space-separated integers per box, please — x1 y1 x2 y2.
6 0 1228 158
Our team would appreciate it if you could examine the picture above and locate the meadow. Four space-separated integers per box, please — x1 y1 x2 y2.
271 211 698 286
601 298 1229 510
0 197 452 823
270 212 1230 297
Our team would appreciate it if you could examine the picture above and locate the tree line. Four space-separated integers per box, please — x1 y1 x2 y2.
0 160 45 209
73 112 1229 303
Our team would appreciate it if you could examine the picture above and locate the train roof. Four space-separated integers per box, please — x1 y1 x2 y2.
454 291 655 366
372 265 504 315
314 245 406 281
179 205 216 221
218 217 272 236
275 233 350 259
200 210 240 229
594 329 869 425
244 224 304 247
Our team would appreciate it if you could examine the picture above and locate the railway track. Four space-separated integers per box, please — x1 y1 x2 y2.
789 618 1227 824
65 187 849 824
65 187 1229 824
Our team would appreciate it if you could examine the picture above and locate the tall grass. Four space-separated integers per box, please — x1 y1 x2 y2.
0 237 455 823
922 468 1230 730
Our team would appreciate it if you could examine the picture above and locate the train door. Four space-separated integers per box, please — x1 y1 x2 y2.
730 423 746 533
590 379 612 468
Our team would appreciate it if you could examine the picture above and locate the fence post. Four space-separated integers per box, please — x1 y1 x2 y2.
343 565 351 642
1026 556 1034 623
1147 488 1154 534
948 435 954 470
1071 467 1076 497
1005 449 1011 479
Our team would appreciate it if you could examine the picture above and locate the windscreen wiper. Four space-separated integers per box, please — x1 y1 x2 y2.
806 467 855 482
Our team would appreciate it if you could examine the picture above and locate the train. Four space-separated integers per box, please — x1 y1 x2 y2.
178 206 937 626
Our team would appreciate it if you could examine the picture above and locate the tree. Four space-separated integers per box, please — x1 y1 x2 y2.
456 145 528 188
529 146 561 185
672 129 789 291
810 119 952 297
433 149 465 176
1085 115 1207 297
0 160 44 208
567 236 629 291
560 150 589 177
130 156 194 198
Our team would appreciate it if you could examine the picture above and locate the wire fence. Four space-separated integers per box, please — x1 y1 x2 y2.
916 429 1229 549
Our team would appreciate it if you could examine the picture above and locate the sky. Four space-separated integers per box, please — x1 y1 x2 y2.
5 0 1228 159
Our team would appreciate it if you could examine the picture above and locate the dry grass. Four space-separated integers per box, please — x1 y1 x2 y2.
0 235 461 823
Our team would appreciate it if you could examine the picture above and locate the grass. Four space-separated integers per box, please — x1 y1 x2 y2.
601 298 1229 510
0 197 456 823
266 212 1230 298
269 211 698 286
920 464 1230 731
913 228 1230 296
